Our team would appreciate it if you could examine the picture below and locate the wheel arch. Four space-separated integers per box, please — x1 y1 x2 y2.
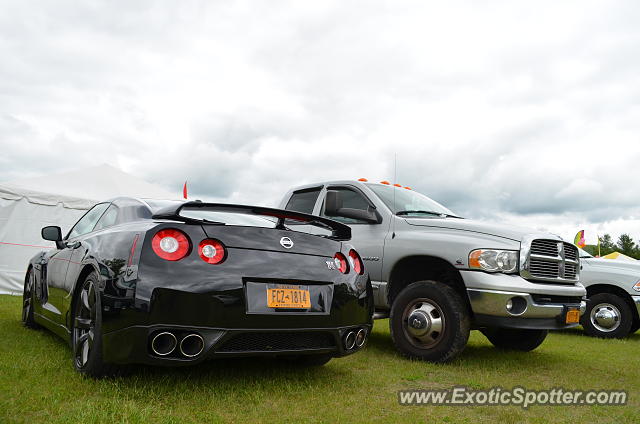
387 255 471 313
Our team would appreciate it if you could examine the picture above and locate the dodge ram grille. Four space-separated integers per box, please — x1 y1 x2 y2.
521 239 580 284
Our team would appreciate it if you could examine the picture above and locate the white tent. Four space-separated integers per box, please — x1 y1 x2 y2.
0 164 179 294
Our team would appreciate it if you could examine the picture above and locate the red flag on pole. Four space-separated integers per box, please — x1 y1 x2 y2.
183 181 188 199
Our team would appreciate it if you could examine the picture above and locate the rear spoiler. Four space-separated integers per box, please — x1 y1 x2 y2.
152 201 352 241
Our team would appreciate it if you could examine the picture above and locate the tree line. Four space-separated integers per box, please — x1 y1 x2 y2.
582 233 640 259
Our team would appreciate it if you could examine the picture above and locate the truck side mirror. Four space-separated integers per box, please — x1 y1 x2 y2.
42 226 64 249
325 190 381 224
325 190 343 216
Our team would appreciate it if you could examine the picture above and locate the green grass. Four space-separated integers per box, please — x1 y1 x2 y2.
1 294 638 424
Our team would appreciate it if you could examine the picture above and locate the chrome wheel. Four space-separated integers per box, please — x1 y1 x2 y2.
402 298 445 349
73 280 96 369
590 303 621 333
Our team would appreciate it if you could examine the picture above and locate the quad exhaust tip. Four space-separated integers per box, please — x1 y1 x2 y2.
151 332 177 356
344 331 356 350
355 328 367 348
180 333 205 358
343 328 368 350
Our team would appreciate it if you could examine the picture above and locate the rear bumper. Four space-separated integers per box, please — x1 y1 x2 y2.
102 324 372 365
461 271 586 330
101 280 373 365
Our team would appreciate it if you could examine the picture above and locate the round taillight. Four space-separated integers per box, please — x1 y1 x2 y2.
198 239 226 264
152 229 190 261
348 249 364 275
334 252 349 274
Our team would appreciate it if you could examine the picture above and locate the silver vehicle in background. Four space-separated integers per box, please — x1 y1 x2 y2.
279 180 587 363
578 249 640 338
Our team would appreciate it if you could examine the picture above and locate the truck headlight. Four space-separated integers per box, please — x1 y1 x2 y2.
469 249 518 273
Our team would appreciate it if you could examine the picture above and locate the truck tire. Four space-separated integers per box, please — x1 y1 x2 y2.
581 293 633 338
481 328 548 351
389 280 470 363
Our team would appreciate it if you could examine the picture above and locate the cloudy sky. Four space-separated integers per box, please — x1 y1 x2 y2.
1 0 639 244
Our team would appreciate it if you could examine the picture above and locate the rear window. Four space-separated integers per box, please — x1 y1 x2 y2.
179 207 277 228
285 188 321 214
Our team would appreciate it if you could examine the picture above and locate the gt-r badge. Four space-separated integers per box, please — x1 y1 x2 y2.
280 237 294 249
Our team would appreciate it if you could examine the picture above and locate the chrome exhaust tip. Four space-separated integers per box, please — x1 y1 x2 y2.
180 333 205 358
344 331 356 350
355 328 367 348
151 332 177 356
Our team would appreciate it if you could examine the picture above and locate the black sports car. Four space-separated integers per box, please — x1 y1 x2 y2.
22 197 373 377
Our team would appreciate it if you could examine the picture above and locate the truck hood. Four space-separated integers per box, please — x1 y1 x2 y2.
582 257 640 275
403 217 558 242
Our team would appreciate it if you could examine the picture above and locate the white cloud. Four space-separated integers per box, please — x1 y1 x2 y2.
1 0 640 242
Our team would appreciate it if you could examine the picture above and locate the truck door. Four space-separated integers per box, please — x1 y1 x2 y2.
319 186 386 282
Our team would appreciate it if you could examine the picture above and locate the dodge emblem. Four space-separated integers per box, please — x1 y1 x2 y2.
280 237 294 249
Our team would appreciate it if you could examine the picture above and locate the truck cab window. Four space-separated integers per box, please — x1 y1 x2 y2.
322 188 371 224
285 188 321 214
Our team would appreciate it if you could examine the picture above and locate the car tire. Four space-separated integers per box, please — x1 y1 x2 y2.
389 280 470 363
481 328 548 351
22 268 39 329
630 321 640 335
581 293 633 339
72 272 123 378
283 354 332 367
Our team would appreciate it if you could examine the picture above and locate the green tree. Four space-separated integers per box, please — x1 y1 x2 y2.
582 234 612 257
616 234 636 257
597 234 616 256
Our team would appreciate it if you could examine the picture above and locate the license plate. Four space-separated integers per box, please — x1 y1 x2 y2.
565 308 580 324
267 285 311 309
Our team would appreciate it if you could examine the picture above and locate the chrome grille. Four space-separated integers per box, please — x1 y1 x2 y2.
530 239 559 257
564 263 578 279
564 244 578 261
522 238 579 283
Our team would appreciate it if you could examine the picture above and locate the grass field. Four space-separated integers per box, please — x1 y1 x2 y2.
1 294 638 424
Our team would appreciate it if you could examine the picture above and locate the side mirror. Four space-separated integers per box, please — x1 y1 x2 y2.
325 190 343 216
41 226 64 249
42 226 62 241
325 190 381 224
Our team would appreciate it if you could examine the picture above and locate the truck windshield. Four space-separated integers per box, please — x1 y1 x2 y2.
366 184 460 218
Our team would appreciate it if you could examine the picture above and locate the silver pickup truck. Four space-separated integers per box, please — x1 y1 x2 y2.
279 180 587 362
